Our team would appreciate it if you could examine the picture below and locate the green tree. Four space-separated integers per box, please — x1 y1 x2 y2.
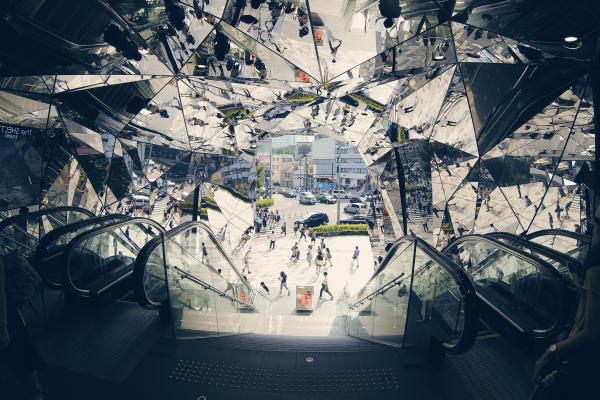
256 162 265 189
297 144 311 157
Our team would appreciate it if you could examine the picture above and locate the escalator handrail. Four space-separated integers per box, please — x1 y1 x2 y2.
133 221 253 310
0 206 95 233
33 214 130 289
173 266 250 307
64 217 165 298
525 229 590 246
486 231 584 278
348 235 479 354
443 234 573 339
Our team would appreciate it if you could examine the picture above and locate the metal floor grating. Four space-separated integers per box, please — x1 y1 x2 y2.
169 359 402 393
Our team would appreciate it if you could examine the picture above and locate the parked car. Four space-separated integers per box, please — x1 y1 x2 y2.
339 215 367 224
299 192 317 205
317 194 336 204
349 196 366 204
344 203 367 214
332 189 348 199
282 189 297 198
295 213 329 228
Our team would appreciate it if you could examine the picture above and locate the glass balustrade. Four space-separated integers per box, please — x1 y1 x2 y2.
444 236 569 338
345 237 476 354
65 218 163 298
36 215 129 289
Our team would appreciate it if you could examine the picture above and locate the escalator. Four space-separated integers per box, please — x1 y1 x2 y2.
442 235 574 343
345 235 478 354
133 221 267 337
34 214 130 289
63 217 164 299
0 206 95 257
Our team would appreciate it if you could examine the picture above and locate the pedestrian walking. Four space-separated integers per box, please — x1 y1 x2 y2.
242 247 252 274
269 230 276 250
201 242 208 264
351 246 360 268
315 250 324 277
293 223 299 237
299 224 307 241
278 271 290 296
290 242 298 262
319 237 325 250
548 212 554 229
319 271 333 300
306 245 313 268
310 230 317 246
326 247 333 267
260 281 270 294
565 200 572 218
555 200 562 220
281 221 287 236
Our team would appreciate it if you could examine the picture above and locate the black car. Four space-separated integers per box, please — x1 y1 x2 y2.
339 215 367 225
295 213 329 228
316 194 336 204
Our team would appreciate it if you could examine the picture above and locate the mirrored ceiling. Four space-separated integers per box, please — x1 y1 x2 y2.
0 0 597 244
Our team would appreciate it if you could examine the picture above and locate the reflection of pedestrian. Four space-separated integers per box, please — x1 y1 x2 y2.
548 212 554 229
293 223 299 237
306 245 313 267
319 272 333 300
565 201 572 218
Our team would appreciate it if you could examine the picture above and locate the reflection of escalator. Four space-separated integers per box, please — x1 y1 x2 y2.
63 218 164 299
443 235 575 342
34 214 130 289
525 229 590 264
487 231 583 286
0 206 95 257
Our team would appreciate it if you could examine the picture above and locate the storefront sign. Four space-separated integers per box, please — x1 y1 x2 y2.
0 122 43 140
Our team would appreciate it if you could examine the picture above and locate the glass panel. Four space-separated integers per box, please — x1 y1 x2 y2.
37 216 127 288
162 225 250 338
67 221 160 296
404 245 466 348
346 240 413 342
446 238 563 333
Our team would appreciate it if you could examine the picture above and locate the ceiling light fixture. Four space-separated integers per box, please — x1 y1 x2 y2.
563 36 581 49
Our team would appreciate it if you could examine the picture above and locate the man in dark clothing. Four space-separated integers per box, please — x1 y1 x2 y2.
279 271 290 295
379 0 401 28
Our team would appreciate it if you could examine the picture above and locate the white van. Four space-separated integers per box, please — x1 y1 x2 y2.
132 195 150 207
344 203 366 214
